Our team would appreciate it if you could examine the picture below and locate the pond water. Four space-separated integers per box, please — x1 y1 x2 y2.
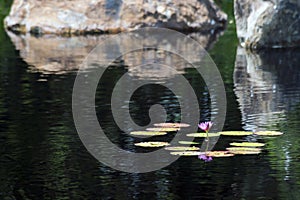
1 2 300 200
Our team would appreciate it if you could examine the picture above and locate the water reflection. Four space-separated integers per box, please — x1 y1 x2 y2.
7 30 220 76
3 24 300 198
234 47 300 131
233 47 300 198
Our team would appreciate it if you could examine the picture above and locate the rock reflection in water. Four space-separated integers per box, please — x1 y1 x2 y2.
7 30 220 77
234 47 300 131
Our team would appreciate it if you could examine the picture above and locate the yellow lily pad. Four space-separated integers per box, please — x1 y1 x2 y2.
228 150 261 155
130 131 167 136
219 131 253 136
226 147 262 151
187 133 220 137
154 123 190 128
230 142 265 147
178 141 199 145
146 127 180 132
134 142 170 147
206 151 235 157
165 146 200 151
226 147 262 155
254 131 284 136
170 151 202 156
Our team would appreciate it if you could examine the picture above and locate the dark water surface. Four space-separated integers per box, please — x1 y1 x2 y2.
1 3 300 200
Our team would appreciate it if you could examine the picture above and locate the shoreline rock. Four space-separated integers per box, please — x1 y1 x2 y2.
4 0 227 35
234 0 300 49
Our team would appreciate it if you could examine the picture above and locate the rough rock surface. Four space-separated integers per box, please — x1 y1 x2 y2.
234 0 300 49
5 0 227 35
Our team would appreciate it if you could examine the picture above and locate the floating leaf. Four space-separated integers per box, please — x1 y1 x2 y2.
130 131 167 136
178 141 199 145
254 131 284 136
226 147 262 151
146 127 180 132
134 142 170 147
206 151 235 157
219 131 253 136
187 133 220 137
154 123 190 128
230 142 265 147
165 146 200 151
228 150 261 155
226 147 262 155
170 151 202 156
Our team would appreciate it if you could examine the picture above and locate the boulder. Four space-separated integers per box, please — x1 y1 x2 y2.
4 0 227 35
234 0 300 49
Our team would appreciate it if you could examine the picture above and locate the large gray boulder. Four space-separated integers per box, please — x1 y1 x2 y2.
4 0 227 35
234 0 300 49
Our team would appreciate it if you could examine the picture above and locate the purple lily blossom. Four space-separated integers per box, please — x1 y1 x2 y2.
198 154 213 162
198 121 213 132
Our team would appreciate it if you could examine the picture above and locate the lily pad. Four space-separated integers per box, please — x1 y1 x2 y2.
134 142 170 147
178 141 199 145
219 131 253 136
254 131 284 136
170 151 202 156
154 123 190 128
228 150 261 155
226 147 262 151
230 142 265 147
226 147 262 155
206 151 235 157
187 133 220 137
165 146 200 151
130 131 167 136
146 127 180 132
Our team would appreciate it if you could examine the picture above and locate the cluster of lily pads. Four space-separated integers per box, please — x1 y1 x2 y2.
130 121 284 162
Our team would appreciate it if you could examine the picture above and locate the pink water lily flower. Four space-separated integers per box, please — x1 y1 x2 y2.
198 121 213 132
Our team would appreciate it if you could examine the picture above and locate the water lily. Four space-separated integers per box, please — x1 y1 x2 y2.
198 121 213 132
198 121 213 160
198 154 213 162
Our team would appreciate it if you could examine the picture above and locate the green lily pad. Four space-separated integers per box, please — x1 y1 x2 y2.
165 146 200 151
254 131 284 136
178 141 199 145
230 142 265 147
146 127 180 132
226 147 262 155
130 131 167 136
170 151 202 156
187 133 220 137
219 131 253 136
206 151 235 157
154 123 190 128
134 142 170 147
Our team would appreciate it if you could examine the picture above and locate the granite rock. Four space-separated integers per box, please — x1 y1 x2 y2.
234 0 300 49
5 0 227 35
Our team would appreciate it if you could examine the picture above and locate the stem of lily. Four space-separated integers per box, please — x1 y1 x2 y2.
205 131 209 152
